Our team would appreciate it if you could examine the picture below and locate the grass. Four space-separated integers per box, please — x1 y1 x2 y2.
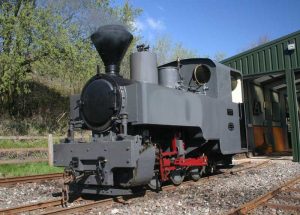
0 139 61 149
0 162 63 177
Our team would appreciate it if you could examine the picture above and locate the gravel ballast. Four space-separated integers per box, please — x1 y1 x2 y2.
90 158 300 215
0 180 62 209
0 157 299 215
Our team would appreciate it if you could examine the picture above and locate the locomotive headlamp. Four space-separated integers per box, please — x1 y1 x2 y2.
192 64 211 85
231 75 238 91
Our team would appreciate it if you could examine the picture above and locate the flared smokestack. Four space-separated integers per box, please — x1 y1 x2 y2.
91 25 133 75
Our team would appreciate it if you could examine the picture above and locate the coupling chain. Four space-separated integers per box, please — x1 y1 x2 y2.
61 168 75 207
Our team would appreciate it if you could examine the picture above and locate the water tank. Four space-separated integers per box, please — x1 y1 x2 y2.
158 67 180 88
130 51 158 84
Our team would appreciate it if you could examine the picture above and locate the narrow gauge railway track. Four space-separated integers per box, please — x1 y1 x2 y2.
0 173 63 186
0 160 270 215
227 174 300 214
0 199 62 215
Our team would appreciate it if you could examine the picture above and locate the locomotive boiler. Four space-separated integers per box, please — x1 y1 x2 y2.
53 24 245 197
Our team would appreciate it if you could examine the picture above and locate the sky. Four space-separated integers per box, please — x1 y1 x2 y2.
115 0 300 59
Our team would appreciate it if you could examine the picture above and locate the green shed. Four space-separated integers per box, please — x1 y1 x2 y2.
221 30 300 161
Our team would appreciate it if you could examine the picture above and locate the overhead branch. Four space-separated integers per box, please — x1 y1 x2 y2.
14 0 23 17
63 12 75 24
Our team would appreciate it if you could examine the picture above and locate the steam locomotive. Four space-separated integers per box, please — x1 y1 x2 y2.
54 24 245 197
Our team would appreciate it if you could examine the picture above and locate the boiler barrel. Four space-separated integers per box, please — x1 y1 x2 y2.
130 51 158 84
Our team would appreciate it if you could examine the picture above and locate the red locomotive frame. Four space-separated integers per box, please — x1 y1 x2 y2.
159 136 208 181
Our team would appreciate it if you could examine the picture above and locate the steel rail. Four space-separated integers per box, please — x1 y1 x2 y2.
41 160 271 215
0 160 270 215
0 199 62 215
274 195 300 201
41 198 116 215
227 175 300 215
265 203 300 211
227 160 270 174
0 173 63 186
162 160 271 192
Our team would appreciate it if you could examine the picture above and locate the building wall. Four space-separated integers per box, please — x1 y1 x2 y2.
221 31 300 155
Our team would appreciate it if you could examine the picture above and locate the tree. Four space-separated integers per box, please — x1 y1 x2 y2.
241 35 271 52
0 0 141 114
0 0 142 135
251 35 270 48
36 0 141 85
171 43 197 61
113 1 142 78
213 52 227 62
152 35 198 66
0 0 51 111
152 35 172 66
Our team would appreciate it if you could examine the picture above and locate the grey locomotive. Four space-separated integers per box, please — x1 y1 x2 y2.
53 24 246 198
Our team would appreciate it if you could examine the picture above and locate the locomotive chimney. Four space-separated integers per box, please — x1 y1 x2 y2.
91 25 133 75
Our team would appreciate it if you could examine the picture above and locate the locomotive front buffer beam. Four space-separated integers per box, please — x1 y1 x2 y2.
53 135 155 195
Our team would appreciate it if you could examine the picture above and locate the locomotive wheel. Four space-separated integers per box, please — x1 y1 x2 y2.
190 166 205 181
170 169 185 185
148 177 161 190
205 162 217 175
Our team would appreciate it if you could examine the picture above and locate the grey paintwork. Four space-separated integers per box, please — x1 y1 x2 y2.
130 51 158 84
80 187 134 195
70 94 80 121
125 58 242 154
158 67 180 88
54 135 155 187
54 56 243 195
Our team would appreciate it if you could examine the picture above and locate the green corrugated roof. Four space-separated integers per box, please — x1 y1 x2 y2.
221 30 300 76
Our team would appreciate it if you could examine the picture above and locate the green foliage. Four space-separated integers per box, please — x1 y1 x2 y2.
114 1 142 78
0 139 48 149
0 79 68 135
0 0 141 102
0 0 204 135
0 0 141 134
0 162 63 177
0 1 73 109
0 1 34 106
